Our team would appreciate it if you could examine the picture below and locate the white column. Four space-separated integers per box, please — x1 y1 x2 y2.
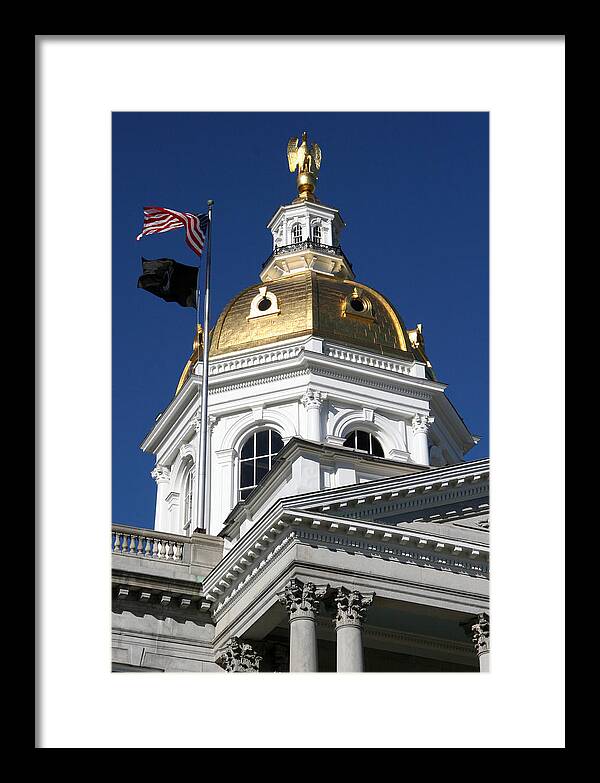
462 612 490 672
151 465 171 532
333 587 374 672
411 413 435 466
301 389 326 442
277 578 328 672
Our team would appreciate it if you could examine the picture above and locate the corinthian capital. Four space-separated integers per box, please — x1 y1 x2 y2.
277 578 329 619
412 412 434 434
461 612 490 656
301 388 326 410
334 587 375 628
151 464 171 484
216 637 262 673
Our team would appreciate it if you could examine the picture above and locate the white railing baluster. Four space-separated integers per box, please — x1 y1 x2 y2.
112 526 190 564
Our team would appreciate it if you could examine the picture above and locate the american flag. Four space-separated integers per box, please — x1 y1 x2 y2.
136 206 209 256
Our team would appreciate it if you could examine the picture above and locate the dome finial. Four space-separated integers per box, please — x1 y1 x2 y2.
286 131 322 201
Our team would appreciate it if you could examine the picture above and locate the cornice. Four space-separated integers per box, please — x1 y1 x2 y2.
317 481 489 526
430 394 478 453
111 569 212 613
290 459 490 512
203 509 489 618
204 338 444 398
266 201 344 230
142 337 458 454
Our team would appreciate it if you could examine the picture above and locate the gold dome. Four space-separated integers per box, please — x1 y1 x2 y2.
176 271 416 393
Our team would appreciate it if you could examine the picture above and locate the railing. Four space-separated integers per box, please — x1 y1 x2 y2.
262 240 353 271
325 345 416 375
112 525 190 563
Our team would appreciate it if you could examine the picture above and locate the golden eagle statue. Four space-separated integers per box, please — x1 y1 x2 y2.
287 131 322 201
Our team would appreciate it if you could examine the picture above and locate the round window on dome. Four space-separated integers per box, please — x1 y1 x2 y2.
343 288 374 320
248 287 281 320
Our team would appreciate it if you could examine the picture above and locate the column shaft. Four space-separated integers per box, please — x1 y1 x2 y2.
289 616 318 672
478 650 490 672
413 430 430 466
306 406 321 441
411 414 434 466
336 623 364 672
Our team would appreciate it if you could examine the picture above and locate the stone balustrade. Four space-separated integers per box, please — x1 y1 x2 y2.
325 345 416 375
112 525 189 563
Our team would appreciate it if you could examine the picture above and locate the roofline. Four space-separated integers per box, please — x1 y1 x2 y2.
219 450 490 538
266 200 345 229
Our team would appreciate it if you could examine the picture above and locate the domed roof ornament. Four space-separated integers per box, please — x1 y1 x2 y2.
287 131 322 202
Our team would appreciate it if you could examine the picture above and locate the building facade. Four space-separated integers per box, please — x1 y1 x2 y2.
112 133 489 673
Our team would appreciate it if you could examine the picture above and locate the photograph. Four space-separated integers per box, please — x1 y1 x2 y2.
112 112 489 673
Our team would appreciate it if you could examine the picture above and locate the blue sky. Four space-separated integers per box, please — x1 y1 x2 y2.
112 112 488 528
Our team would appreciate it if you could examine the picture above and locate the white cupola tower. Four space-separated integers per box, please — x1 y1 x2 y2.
140 131 478 543
264 200 349 281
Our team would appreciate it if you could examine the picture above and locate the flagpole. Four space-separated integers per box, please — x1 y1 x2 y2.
194 200 214 534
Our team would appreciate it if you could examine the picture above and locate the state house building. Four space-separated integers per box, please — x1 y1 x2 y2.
112 133 490 673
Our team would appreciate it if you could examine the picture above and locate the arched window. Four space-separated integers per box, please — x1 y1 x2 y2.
239 429 284 500
312 223 321 244
291 223 303 244
182 468 194 531
342 430 385 458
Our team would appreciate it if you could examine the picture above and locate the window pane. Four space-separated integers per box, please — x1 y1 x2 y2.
271 431 284 454
356 430 370 452
343 432 356 449
255 456 270 484
256 430 269 457
240 461 254 489
240 487 253 501
240 435 254 460
371 436 384 457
